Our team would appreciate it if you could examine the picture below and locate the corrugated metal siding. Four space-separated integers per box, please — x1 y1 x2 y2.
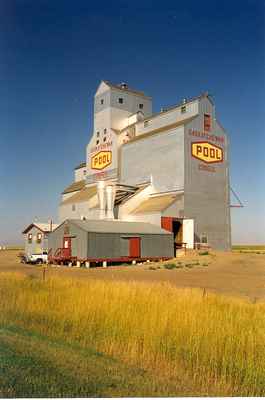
184 97 231 250
120 127 184 191
141 234 174 258
87 232 173 259
88 233 122 258
49 222 88 259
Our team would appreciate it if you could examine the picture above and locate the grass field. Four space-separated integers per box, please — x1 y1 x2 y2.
0 270 264 397
232 245 265 253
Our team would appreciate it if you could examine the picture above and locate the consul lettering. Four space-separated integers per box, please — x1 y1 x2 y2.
192 142 223 163
91 151 112 170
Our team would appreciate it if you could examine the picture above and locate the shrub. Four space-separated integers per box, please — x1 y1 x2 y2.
163 263 176 270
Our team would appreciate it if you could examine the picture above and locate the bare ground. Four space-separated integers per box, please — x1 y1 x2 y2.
0 249 265 301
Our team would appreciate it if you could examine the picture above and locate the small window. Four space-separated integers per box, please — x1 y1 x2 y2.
104 128 107 134
103 137 106 142
72 204 76 211
96 131 100 137
36 232 42 243
100 99 104 105
83 169 86 175
144 120 149 128
118 98 123 104
181 105 186 113
96 140 99 145
28 233 32 244
201 234 208 244
139 103 143 109
204 114 211 132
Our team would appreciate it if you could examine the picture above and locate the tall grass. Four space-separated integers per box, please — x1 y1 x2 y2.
0 272 264 396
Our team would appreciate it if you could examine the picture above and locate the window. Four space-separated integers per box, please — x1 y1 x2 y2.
144 120 149 128
36 232 42 243
72 204 76 211
104 128 107 134
181 105 186 113
83 169 86 175
96 131 100 137
118 98 123 104
28 233 32 244
204 114 211 132
96 140 99 145
100 99 104 105
103 137 106 142
201 234 208 244
139 103 143 109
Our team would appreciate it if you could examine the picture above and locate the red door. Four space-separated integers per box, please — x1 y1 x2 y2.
129 238 141 258
63 237 71 258
161 217 173 232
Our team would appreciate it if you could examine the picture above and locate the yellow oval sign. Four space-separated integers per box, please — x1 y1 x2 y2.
191 142 223 163
91 151 112 170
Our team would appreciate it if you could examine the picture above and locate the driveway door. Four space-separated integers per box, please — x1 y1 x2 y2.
129 237 141 258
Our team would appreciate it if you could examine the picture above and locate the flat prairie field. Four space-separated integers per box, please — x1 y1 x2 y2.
0 249 264 397
1 249 265 300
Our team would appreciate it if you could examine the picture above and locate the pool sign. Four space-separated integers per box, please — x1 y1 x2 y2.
91 151 112 170
191 141 223 164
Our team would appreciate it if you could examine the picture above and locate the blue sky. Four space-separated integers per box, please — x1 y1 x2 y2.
0 0 264 245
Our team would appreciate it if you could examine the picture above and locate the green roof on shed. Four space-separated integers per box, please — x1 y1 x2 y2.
64 219 171 235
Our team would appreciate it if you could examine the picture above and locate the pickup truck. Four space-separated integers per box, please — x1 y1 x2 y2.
21 251 48 264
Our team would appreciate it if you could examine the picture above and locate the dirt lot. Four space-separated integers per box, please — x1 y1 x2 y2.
1 249 264 301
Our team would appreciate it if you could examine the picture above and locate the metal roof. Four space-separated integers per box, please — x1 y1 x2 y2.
131 194 178 214
62 180 86 195
61 186 97 205
64 219 171 235
74 162 86 170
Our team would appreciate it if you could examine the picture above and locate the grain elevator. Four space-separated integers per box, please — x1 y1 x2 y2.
59 80 231 252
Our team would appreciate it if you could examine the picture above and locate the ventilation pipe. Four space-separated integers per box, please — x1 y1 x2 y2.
106 185 116 219
97 181 106 219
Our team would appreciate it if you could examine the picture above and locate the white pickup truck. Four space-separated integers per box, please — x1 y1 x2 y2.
24 251 48 264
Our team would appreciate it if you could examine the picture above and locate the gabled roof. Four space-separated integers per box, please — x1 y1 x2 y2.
61 185 97 205
124 116 197 145
99 80 151 99
22 222 58 234
57 219 171 235
62 180 86 195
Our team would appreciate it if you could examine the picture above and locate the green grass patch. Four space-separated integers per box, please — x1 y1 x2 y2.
0 326 190 397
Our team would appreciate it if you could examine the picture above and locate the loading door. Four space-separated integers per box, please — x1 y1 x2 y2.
62 237 71 258
129 237 141 258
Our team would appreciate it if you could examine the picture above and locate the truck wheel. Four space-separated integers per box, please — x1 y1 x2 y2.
36 259 43 265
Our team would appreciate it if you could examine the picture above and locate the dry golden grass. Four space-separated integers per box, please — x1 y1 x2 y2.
0 272 264 396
